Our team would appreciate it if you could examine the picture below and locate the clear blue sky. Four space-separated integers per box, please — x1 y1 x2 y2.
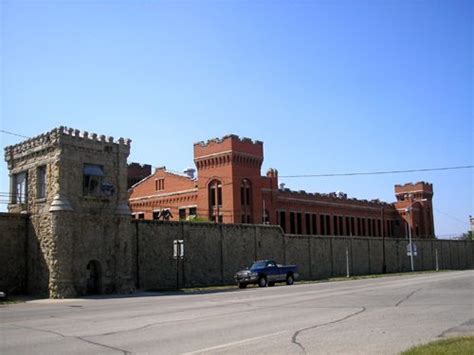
1 0 472 237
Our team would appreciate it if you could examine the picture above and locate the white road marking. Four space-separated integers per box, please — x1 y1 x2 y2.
182 330 289 354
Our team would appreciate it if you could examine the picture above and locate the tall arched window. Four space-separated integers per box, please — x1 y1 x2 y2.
240 178 253 223
208 180 222 222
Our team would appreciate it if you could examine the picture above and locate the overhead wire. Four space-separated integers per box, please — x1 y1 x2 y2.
2 127 472 179
434 208 470 226
160 165 473 180
0 129 30 139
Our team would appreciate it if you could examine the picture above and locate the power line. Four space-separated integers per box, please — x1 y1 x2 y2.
160 165 473 180
434 208 469 226
0 130 30 139
1 128 472 178
279 165 474 178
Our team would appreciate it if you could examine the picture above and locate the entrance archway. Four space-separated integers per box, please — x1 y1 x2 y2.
86 260 102 295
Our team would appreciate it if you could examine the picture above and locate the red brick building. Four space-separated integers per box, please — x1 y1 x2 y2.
127 163 151 189
128 135 435 238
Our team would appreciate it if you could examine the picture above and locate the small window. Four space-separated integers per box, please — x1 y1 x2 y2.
278 211 287 233
179 208 186 221
152 211 160 220
12 171 28 204
155 178 165 191
37 166 47 199
290 212 296 234
296 213 302 234
217 185 222 206
138 213 145 220
189 207 197 216
83 164 104 196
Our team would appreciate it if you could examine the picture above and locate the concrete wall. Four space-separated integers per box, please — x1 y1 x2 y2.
0 213 28 294
134 221 474 290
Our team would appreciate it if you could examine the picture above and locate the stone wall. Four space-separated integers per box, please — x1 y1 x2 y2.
0 213 28 294
134 221 474 290
1 216 472 296
133 221 285 290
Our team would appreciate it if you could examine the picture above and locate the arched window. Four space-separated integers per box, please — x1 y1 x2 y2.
240 178 253 223
208 180 222 222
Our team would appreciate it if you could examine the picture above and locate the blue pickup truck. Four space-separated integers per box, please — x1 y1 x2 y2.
234 260 299 289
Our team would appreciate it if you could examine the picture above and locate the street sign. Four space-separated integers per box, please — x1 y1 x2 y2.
173 240 184 259
406 243 417 257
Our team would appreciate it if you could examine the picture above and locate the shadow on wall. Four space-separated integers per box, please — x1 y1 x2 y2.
27 217 51 297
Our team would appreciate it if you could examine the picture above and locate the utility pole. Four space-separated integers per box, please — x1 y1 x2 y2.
407 205 415 272
262 198 266 224
405 198 427 272
346 247 350 278
381 206 386 273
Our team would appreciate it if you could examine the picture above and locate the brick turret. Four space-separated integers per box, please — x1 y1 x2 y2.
394 182 435 237
193 135 264 223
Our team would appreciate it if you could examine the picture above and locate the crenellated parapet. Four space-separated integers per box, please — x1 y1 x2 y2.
277 188 394 208
193 134 263 148
395 181 433 194
5 126 132 164
193 134 264 171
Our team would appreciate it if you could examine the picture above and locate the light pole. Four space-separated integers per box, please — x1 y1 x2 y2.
405 198 427 272
381 206 386 273
406 205 415 272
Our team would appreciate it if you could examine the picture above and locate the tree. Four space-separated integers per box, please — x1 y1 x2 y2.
459 231 473 241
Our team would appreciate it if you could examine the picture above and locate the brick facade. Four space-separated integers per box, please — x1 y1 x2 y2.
127 162 151 189
129 135 435 238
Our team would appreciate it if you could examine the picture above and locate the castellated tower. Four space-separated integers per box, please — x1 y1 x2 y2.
4 127 134 298
193 135 264 224
394 182 435 238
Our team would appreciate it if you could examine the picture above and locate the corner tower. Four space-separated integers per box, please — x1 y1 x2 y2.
394 182 435 238
5 126 134 297
193 135 264 223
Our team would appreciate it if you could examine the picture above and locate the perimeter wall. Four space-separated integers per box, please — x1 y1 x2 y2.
1 215 472 294
133 221 474 290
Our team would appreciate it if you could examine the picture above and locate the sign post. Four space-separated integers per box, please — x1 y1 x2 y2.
174 240 184 289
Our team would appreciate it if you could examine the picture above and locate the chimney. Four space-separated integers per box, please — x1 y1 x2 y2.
183 168 196 179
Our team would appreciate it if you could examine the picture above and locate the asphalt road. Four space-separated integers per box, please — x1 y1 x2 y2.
1 270 473 354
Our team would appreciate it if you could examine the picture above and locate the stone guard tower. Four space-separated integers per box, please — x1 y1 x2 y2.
5 127 134 298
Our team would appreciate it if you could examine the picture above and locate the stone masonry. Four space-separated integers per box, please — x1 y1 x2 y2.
5 127 134 298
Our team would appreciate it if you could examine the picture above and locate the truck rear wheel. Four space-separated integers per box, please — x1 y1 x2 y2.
286 274 294 285
258 276 267 287
238 283 247 289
